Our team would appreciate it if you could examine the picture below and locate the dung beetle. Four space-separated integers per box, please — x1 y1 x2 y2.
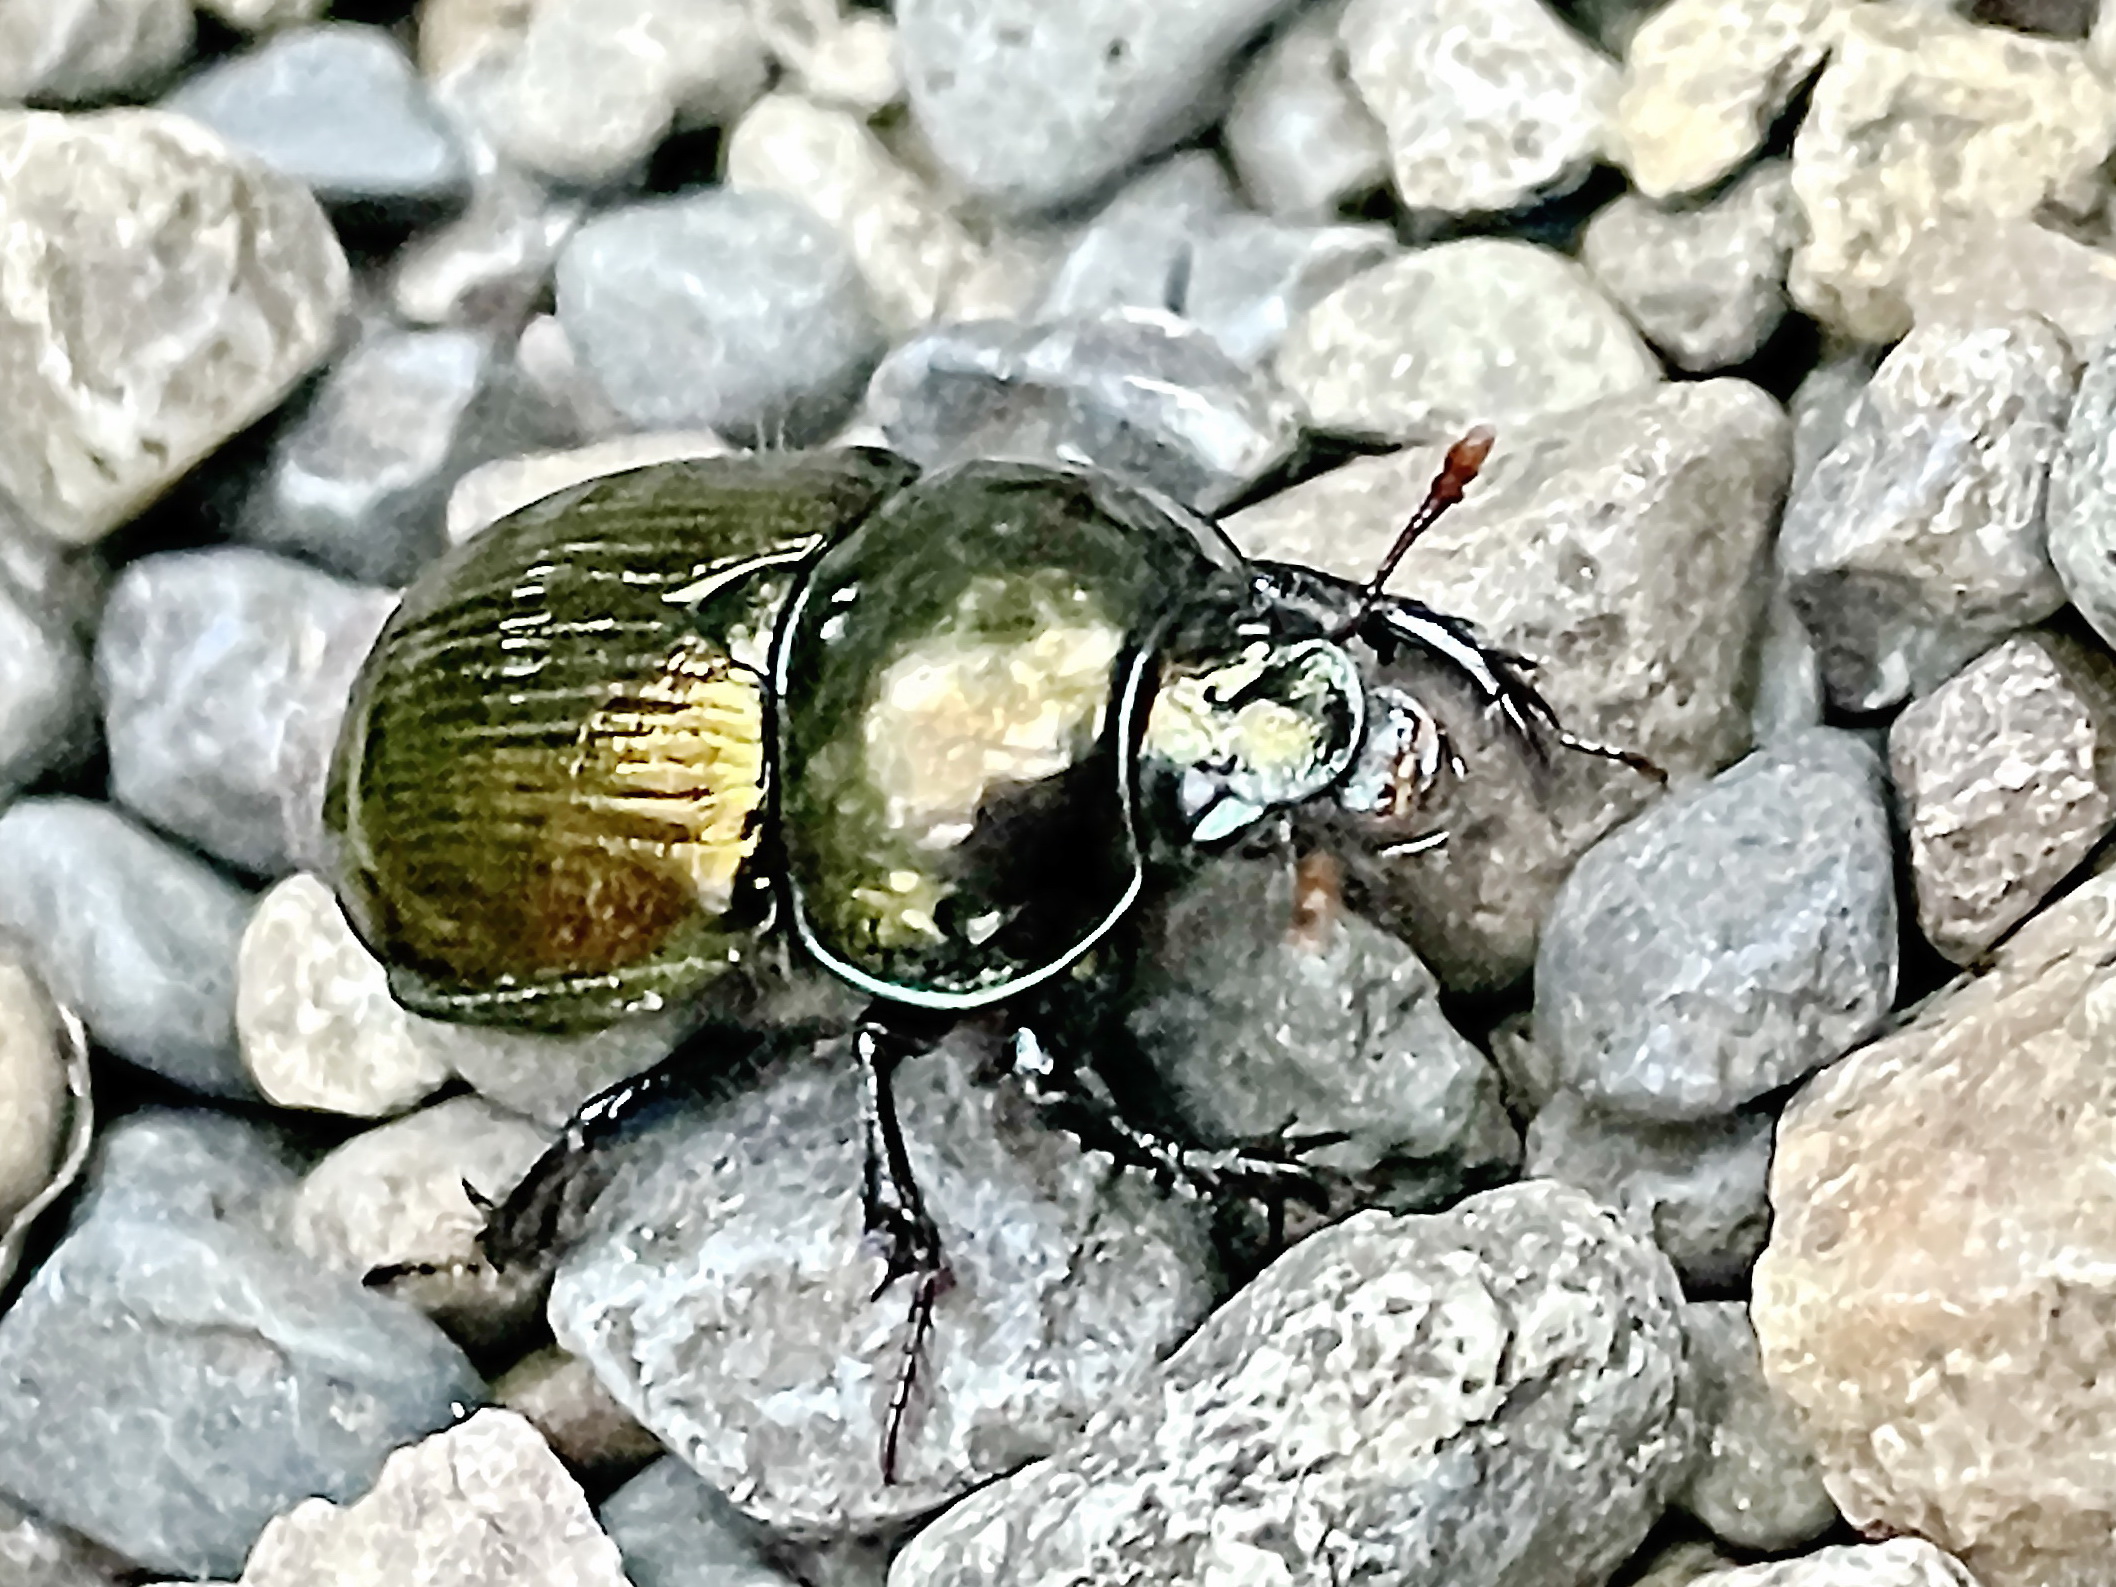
324 433 1653 1479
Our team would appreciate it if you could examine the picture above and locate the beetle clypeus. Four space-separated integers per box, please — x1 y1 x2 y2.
324 435 1655 1481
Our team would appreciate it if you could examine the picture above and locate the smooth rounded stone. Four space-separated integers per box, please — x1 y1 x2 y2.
0 1495 133 1587
599 1458 793 1587
0 111 348 546
440 1007 696 1132
387 130 584 333
80 1109 302 1242
1182 214 1398 368
1902 214 2116 357
1622 1537 1742 1587
896 0 1298 214
0 0 192 101
550 1034 1218 1539
1789 4 2116 343
1779 315 2075 713
447 431 730 545
750 0 903 114
1228 380 1788 991
0 574 91 802
1582 161 1798 374
1753 589 1826 745
1536 730 1896 1123
182 1411 629 1587
96 547 398 878
1614 0 1842 199
497 1347 665 1493
1890 632 2116 963
557 191 883 448
1125 847 1519 1214
2050 328 2116 648
164 25 468 211
1277 239 1661 445
937 224 1072 324
889 1182 1694 1587
0 948 91 1294
480 0 768 187
1706 1542 1981 1587
1340 0 1618 218
1525 1091 1774 1292
288 1096 552 1356
1679 1302 1839 1552
0 1118 482 1579
867 312 1301 516
1755 864 2116 1587
1224 1 1390 221
1037 151 1241 322
197 0 326 29
725 92 984 336
0 799 253 1098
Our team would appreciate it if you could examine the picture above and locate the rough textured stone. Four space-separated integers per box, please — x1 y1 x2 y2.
0 111 348 545
868 313 1301 515
2050 328 2116 650
0 569 91 802
1526 1091 1775 1291
1679 1301 1839 1552
96 547 397 878
183 1411 629 1587
0 1495 132 1587
1183 214 1397 368
164 25 467 210
1708 1543 1981 1587
1038 152 1240 322
1277 239 1661 444
557 191 883 448
599 1458 791 1587
1901 213 2116 356
896 0 1298 214
1788 343 1879 499
1754 863 2116 1587
288 1096 551 1355
1780 315 2075 712
888 1183 1694 1587
0 1110 482 1580
1224 1 1389 220
479 0 767 187
197 0 326 30
496 1348 664 1494
1341 0 1618 217
1790 3 2116 342
1230 379 1787 990
1536 730 1897 1123
447 432 730 544
727 92 983 336
1582 160 1798 373
386 131 583 334
751 0 902 114
78 1107 299 1231
1891 632 2116 962
0 0 192 101
0 799 254 1098
1753 589 1826 745
551 1034 1217 1539
1125 846 1519 1214
1624 1537 1743 1587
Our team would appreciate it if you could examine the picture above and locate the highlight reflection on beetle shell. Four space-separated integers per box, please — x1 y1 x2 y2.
325 449 915 1032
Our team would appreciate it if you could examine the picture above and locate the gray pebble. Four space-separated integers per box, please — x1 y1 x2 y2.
1277 238 1661 444
440 1007 697 1133
1582 161 1799 373
1753 589 1826 746
868 312 1300 515
1536 729 1898 1123
550 1034 1217 1539
1229 379 1787 991
1124 846 1519 1214
238 324 571 584
1622 1537 1743 1587
96 547 396 878
0 799 254 1098
1038 152 1241 322
1679 1301 1840 1552
557 190 883 447
0 0 191 102
387 148 583 333
1781 315 2075 713
1224 1 1389 221
0 571 91 804
1788 342 1880 500
1341 0 1618 219
2049 328 2116 651
1182 214 1398 368
164 24 468 210
888 1182 1694 1587
1705 1542 1980 1587
897 0 1299 214
0 1110 483 1579
1889 631 2116 963
495 1348 665 1495
1526 1090 1775 1292
600 1458 794 1587
0 110 348 545
0 1493 133 1587
76 1107 299 1232
0 947 91 1296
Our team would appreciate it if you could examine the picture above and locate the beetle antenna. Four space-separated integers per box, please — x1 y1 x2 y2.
1352 425 1495 621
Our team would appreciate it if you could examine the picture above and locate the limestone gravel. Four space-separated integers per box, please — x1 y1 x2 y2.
0 950 78 1236
1182 215 1397 368
1708 1543 1980 1587
599 1458 792 1587
0 570 90 804
0 0 192 102
1224 1 1389 220
1679 1301 1839 1552
1038 152 1240 322
2049 329 2116 650
0 1495 132 1587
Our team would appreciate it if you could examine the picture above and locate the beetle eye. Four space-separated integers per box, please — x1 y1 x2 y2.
1142 638 1366 844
